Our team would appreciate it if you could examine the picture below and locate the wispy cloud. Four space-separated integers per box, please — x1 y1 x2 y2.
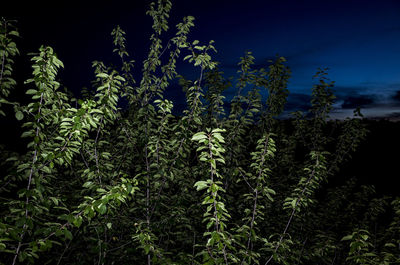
285 93 311 112
341 95 376 109
392 90 400 101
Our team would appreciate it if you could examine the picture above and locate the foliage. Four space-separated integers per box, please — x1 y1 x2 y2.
0 2 398 264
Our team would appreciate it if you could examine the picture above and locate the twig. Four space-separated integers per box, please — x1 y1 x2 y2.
265 155 319 265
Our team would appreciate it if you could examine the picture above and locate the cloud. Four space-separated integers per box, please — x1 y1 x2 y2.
383 111 400 119
332 85 369 97
360 108 400 121
341 95 375 109
392 90 400 101
285 93 311 112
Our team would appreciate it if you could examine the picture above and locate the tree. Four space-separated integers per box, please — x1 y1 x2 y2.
0 1 398 264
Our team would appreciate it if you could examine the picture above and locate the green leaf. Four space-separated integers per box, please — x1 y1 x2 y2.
194 181 208 191
384 243 396 248
49 197 59 206
26 89 37 95
213 133 225 143
291 199 297 209
15 111 24 120
64 229 73 240
98 204 107 215
191 132 207 141
96 73 108 78
72 216 83 228
341 235 353 241
83 181 93 188
211 129 225 134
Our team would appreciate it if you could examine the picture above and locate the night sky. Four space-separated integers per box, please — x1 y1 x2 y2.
4 0 400 119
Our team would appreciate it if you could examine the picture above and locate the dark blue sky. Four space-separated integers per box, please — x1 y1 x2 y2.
6 0 400 119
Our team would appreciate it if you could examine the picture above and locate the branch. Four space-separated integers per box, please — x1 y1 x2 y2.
265 155 320 265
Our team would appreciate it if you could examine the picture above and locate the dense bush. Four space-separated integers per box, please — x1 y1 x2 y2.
0 2 399 264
